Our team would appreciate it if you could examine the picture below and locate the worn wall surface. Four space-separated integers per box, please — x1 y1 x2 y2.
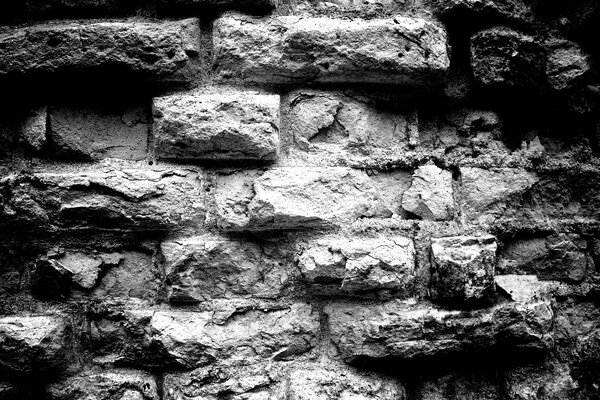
0 0 600 399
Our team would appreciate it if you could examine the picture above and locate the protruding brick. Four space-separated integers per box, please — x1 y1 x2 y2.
297 236 415 294
153 93 279 161
431 235 497 305
0 19 200 80
215 168 409 231
325 299 554 363
91 303 319 368
161 236 291 302
402 164 455 220
2 168 206 232
0 315 70 373
21 107 47 151
213 14 449 85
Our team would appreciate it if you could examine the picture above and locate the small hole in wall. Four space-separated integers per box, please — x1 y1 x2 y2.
47 37 61 47
405 45 411 52
398 52 404 58
148 160 154 165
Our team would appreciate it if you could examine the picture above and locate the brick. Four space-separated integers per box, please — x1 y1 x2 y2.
213 14 449 85
215 168 410 231
325 299 554 363
153 92 279 161
402 164 455 220
48 105 148 160
470 28 546 89
497 233 592 283
431 235 497 304
3 168 206 232
546 39 591 91
287 363 405 400
0 19 200 80
459 167 538 219
90 303 319 368
161 236 291 303
283 90 414 165
0 315 70 373
21 106 47 151
46 369 159 400
297 236 415 295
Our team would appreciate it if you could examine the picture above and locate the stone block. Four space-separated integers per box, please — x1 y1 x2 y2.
214 14 449 85
153 92 279 161
297 236 415 294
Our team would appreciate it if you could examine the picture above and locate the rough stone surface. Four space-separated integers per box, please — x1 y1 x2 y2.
0 19 200 80
429 0 532 22
91 303 319 368
164 360 404 400
287 363 405 399
471 28 546 89
48 105 148 160
213 14 450 85
284 90 415 165
0 315 69 373
297 236 415 294
504 361 578 400
402 164 455 220
21 106 47 151
497 234 593 283
163 360 289 400
46 369 159 400
161 236 291 302
32 249 123 297
460 167 538 219
546 40 591 91
215 168 406 231
153 92 279 161
431 235 497 304
325 299 554 363
2 168 206 232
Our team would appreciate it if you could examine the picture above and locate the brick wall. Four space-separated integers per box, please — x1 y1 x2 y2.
0 0 599 399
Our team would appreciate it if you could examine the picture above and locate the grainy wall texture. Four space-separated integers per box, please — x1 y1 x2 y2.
0 0 599 399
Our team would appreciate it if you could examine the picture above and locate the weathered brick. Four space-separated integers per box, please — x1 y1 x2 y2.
21 106 47 151
164 360 404 400
215 168 410 231
498 233 593 283
2 168 206 232
402 164 455 220
459 167 538 220
0 19 200 80
325 299 554 363
297 236 415 295
287 363 405 400
153 92 279 161
46 369 159 400
0 315 70 373
213 14 449 85
283 90 414 165
91 303 319 368
161 236 291 303
48 105 148 160
470 28 546 89
431 235 497 305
